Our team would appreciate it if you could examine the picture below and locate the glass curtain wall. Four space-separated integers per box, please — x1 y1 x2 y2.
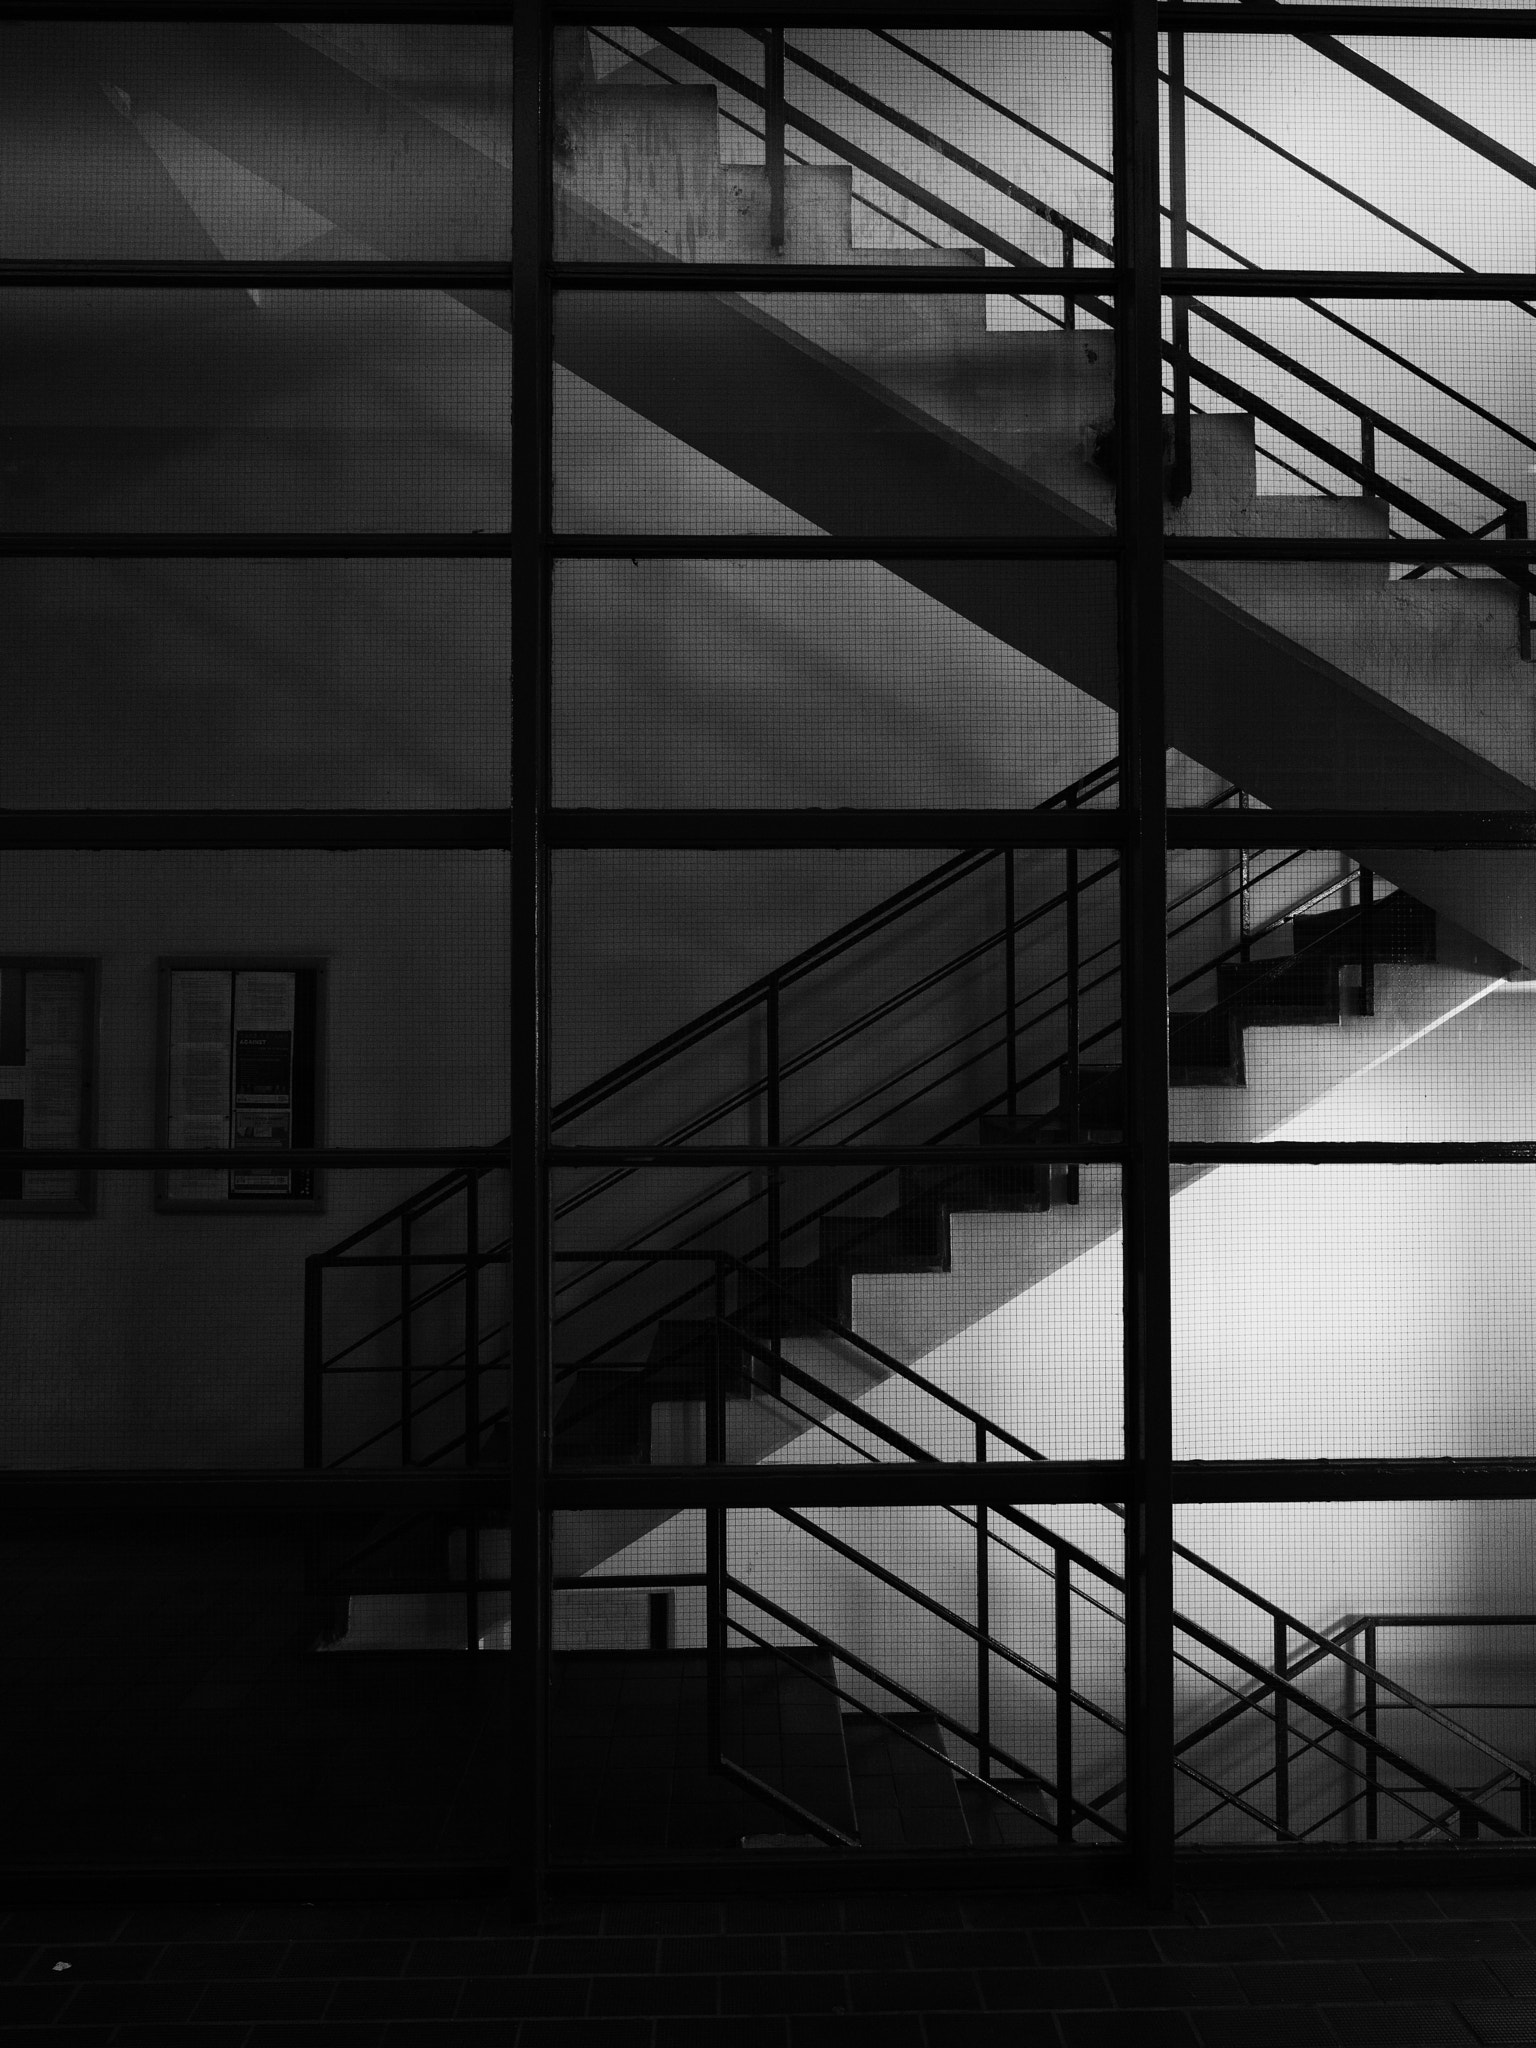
8 0 1536 1899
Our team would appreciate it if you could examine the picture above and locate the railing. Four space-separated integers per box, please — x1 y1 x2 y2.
605 23 1536 652
303 1157 509 1472
551 1246 1533 1850
550 792 1382 1398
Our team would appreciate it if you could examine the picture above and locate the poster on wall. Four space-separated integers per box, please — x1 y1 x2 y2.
230 971 296 1199
163 965 315 1205
166 969 233 1203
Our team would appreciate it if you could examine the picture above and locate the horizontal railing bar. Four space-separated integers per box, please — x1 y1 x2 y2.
550 262 1113 291
0 812 509 850
547 810 1127 849
550 535 1122 558
0 534 512 557
1170 813 1536 847
0 261 510 288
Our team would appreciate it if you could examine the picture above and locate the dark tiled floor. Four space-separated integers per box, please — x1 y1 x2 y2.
9 1887 1536 2043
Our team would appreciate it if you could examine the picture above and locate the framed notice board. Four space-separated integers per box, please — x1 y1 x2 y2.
0 958 96 1216
156 961 323 1213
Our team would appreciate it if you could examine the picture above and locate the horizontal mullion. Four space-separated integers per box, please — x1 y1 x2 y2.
548 808 1126 849
552 6 1117 22
550 263 1118 292
1173 1461 1536 1502
549 1461 1131 1510
0 261 509 289
0 812 508 850
0 1148 508 1170
1165 269 1536 298
1171 1141 1536 1165
548 1144 1125 1168
0 1471 510 1517
554 534 1122 560
1159 8 1536 33
1168 538 1536 564
0 534 511 558
1169 810 1536 848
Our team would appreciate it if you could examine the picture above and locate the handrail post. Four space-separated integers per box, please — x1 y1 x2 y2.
1273 1616 1290 1838
303 1254 324 1469
400 1209 414 1469
463 1172 480 1468
1509 501 1531 661
765 26 786 254
976 1422 990 1784
1061 226 1075 331
1359 866 1375 1018
1056 1544 1074 1842
1004 848 1018 1119
1360 414 1377 499
766 978 782 1385
1364 1620 1379 1842
1166 28 1192 506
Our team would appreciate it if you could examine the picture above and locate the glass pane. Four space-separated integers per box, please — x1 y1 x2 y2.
548 1503 1124 1863
555 27 1113 264
1173 1165 1536 1458
0 288 510 531
554 290 1113 535
1165 560 1536 809
1171 39 1536 273
552 1164 1122 1470
1 1501 512 1870
1166 845 1536 1143
553 559 1116 808
5 560 508 809
0 23 511 260
6 1164 509 1473
551 849 1122 1149
1173 1502 1536 1851
1164 299 1535 541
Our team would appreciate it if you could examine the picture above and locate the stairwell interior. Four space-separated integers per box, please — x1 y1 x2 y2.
8 8 1536 1891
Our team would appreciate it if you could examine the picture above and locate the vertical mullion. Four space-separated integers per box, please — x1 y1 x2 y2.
1115 0 1175 1898
510 0 551 1925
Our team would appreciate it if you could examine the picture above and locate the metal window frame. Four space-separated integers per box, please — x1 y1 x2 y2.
6 0 1536 1904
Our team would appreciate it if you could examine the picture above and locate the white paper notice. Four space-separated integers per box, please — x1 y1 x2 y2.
167 969 232 1203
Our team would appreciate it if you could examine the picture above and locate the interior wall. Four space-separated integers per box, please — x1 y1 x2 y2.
2 851 508 1469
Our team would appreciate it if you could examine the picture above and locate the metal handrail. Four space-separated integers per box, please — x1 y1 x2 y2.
627 26 1533 600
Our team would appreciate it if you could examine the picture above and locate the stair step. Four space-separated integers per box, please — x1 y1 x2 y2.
843 1711 972 1850
549 1646 860 1855
552 1366 651 1465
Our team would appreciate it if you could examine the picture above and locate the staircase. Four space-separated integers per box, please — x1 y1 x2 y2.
274 26 1536 1855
